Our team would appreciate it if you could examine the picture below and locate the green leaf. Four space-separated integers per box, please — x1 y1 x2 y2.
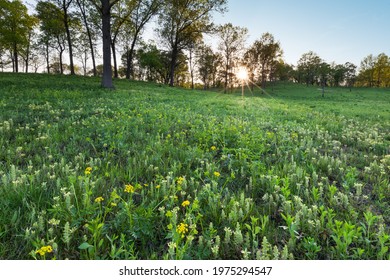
78 242 93 250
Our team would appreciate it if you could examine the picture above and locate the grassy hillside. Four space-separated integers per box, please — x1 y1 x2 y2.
0 73 389 260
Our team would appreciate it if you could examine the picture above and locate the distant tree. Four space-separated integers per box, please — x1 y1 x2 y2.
344 62 357 91
297 51 322 86
157 0 227 87
274 59 294 82
36 1 67 74
50 58 69 73
187 40 203 89
0 0 37 73
75 0 99 76
56 0 76 75
197 43 221 90
19 18 39 73
217 23 247 93
75 31 91 75
374 53 389 87
358 54 376 87
135 43 170 83
242 44 257 91
122 0 162 80
110 1 133 78
247 32 283 89
318 62 330 97
329 63 346 87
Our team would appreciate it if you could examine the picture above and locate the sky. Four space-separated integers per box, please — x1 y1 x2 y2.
22 0 390 68
210 0 390 66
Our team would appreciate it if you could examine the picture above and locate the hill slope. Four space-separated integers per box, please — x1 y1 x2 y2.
0 73 389 259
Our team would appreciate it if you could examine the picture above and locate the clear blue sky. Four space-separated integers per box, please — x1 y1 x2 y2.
212 0 390 66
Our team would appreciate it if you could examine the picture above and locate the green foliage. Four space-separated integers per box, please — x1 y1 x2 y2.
0 73 389 260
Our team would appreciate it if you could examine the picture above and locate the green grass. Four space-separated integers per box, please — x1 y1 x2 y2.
0 72 389 260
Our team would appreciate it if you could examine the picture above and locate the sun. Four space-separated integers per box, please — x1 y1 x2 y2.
237 67 249 81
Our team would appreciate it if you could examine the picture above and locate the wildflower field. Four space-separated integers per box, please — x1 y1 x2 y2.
0 73 389 260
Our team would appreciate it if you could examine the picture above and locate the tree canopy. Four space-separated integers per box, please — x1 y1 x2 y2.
0 0 389 90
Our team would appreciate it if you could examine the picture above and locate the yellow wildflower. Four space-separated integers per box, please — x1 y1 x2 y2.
213 171 221 177
211 146 217 151
110 202 117 207
176 223 189 238
94 197 104 203
36 245 53 256
181 200 190 207
177 177 185 185
124 184 135 193
85 167 92 175
156 185 161 189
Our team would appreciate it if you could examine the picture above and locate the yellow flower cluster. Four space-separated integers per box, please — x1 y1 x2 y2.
181 200 190 207
176 223 189 238
213 171 221 177
211 146 217 151
85 167 92 175
36 245 53 256
177 177 185 185
94 197 104 203
124 184 135 193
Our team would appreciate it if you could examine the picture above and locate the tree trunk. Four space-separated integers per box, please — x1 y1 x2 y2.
59 49 64 74
169 46 178 87
13 44 18 73
101 0 114 88
25 32 31 73
189 48 194 89
224 58 229 93
125 46 132 79
126 33 139 80
76 0 97 76
46 42 50 74
63 1 75 75
111 41 118 78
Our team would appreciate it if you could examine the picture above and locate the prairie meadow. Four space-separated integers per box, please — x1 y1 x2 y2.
0 73 389 260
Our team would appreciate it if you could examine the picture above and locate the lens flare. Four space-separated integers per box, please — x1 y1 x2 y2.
237 67 248 81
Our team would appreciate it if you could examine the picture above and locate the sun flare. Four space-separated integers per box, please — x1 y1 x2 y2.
237 67 249 81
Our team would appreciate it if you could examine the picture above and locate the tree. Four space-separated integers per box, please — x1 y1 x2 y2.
329 63 346 87
374 53 389 87
247 32 283 89
19 25 39 73
217 23 247 93
89 0 121 88
274 60 294 82
75 0 98 76
75 31 91 75
318 62 330 97
358 54 376 87
0 0 37 73
158 0 227 87
133 42 168 83
196 43 220 89
122 0 161 80
36 0 67 74
344 62 357 91
297 51 322 86
110 1 129 78
242 44 257 91
57 0 76 75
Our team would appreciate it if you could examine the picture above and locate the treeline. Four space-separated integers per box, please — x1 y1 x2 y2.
0 0 389 89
